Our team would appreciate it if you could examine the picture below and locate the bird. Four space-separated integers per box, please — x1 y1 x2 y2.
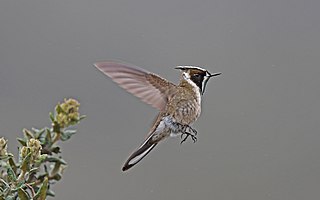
94 61 221 171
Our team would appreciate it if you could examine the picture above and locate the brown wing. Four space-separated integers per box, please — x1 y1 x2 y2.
94 61 176 111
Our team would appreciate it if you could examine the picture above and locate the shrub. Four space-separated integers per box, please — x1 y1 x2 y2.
0 98 85 200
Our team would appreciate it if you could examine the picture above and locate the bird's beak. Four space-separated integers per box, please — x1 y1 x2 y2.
202 72 221 95
208 72 222 78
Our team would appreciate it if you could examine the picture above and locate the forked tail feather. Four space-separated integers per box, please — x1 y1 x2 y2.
122 136 158 171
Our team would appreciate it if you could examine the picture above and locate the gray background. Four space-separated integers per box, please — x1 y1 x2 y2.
1 0 320 199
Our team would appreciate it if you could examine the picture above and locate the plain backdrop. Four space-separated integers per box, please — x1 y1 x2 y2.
1 0 320 199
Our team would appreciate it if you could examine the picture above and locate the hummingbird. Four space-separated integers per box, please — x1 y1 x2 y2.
94 61 221 171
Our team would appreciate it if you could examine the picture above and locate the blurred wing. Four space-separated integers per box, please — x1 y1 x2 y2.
94 61 176 111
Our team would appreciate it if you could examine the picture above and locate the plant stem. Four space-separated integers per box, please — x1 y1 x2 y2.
52 132 60 144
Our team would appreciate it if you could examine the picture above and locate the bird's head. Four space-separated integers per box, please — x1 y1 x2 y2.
175 66 221 95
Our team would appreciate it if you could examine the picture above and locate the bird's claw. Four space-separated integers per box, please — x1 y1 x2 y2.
188 126 198 136
180 132 197 144
177 124 198 144
177 124 197 135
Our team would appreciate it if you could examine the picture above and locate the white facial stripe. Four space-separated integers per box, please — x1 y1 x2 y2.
201 76 210 94
182 71 190 80
184 73 202 102
177 66 207 72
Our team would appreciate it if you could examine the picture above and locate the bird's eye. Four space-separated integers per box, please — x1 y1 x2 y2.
193 74 201 78
193 74 200 77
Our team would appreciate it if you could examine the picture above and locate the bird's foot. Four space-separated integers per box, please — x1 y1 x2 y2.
180 131 197 144
176 124 198 144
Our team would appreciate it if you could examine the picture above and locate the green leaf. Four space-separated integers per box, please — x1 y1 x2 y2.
20 153 32 172
79 115 86 121
46 188 55 197
34 177 48 200
33 128 45 139
36 174 48 182
49 112 55 122
23 129 34 139
45 128 52 145
27 167 39 182
51 173 62 181
15 181 25 190
31 127 40 133
17 138 27 146
50 162 61 176
60 130 76 141
50 146 60 154
17 188 29 200
52 122 60 134
0 154 12 162
8 157 17 173
0 178 10 190
68 120 78 126
28 167 39 175
45 156 66 165
35 154 47 164
6 165 16 182
5 195 15 200
55 104 65 114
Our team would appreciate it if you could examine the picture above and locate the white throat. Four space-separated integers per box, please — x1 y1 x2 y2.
182 72 202 103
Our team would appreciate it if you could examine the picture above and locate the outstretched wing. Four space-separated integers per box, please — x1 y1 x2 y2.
94 61 176 111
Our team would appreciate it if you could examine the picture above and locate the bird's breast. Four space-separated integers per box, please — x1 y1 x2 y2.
171 98 201 125
165 84 202 125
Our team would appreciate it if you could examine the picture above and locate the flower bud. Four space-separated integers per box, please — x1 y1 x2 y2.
0 137 8 156
27 138 42 161
20 146 29 159
55 98 80 128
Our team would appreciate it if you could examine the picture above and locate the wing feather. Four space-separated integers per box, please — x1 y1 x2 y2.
94 61 176 111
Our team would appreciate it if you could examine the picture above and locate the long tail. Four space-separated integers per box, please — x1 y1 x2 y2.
122 135 158 171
